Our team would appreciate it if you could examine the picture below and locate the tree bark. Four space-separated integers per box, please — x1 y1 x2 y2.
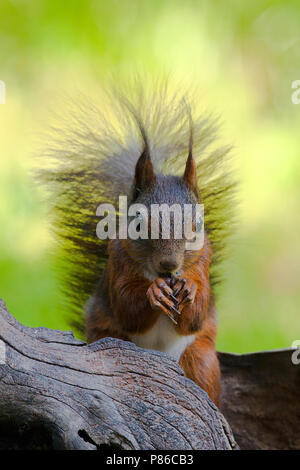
0 300 236 450
0 299 299 450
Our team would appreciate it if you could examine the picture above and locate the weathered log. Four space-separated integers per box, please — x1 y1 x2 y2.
0 300 236 450
1 299 299 450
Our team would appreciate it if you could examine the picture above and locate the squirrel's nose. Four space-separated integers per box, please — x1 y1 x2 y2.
159 260 179 273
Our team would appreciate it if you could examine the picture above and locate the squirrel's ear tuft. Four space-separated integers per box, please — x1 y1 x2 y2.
133 138 156 197
183 127 199 197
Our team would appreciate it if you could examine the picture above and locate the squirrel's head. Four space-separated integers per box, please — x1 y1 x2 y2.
124 128 205 281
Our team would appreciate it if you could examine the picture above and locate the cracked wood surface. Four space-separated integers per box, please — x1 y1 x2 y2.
0 300 236 450
0 298 298 450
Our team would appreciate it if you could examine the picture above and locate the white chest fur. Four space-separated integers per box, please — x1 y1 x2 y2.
130 315 195 362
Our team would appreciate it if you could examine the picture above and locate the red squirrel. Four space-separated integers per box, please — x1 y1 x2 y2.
41 85 235 407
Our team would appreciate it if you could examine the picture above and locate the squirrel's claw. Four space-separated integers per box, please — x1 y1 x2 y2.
146 278 181 323
168 292 179 304
177 280 197 309
170 305 181 316
166 276 197 312
166 313 178 325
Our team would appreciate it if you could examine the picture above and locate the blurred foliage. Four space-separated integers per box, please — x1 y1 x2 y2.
0 0 299 351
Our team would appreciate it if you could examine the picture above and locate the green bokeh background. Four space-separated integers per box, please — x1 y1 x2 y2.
0 0 299 352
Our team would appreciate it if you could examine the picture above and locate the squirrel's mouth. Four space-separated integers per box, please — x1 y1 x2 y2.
158 272 172 279
143 263 183 282
157 269 183 279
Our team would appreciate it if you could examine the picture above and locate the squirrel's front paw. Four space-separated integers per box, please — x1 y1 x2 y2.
169 277 197 312
146 278 181 325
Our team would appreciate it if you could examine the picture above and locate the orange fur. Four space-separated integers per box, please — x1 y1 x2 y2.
179 316 221 406
86 235 221 407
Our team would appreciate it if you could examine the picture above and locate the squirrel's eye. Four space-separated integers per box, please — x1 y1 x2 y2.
195 216 203 233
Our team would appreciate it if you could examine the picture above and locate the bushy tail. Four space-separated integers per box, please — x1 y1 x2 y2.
38 80 236 335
